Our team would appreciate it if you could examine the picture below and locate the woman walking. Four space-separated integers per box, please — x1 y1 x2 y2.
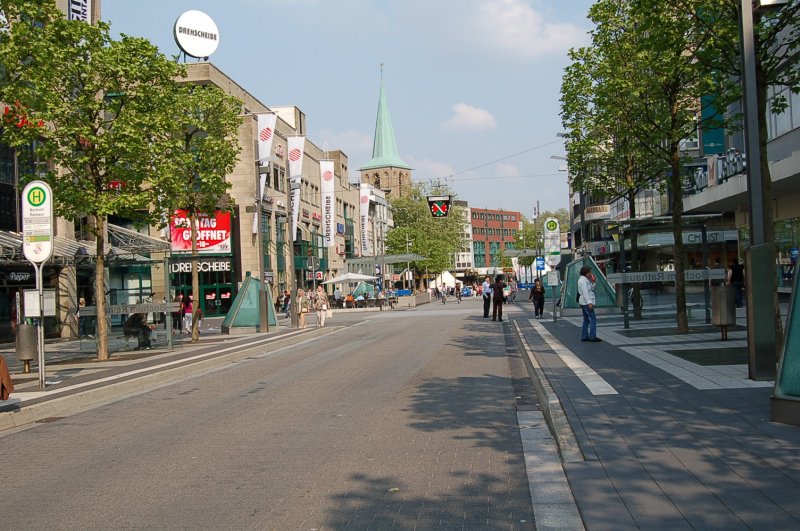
181 294 193 334
296 289 309 329
314 286 329 328
529 277 545 318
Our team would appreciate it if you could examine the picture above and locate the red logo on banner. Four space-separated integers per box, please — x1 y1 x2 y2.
259 127 272 141
170 210 232 253
289 148 301 161
323 170 333 181
360 195 369 204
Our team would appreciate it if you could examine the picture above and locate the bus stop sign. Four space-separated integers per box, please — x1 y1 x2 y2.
22 180 54 264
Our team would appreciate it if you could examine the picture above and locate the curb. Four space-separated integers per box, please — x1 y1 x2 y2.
0 327 330 433
512 320 583 463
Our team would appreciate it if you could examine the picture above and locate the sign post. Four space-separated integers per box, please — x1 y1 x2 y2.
544 218 561 268
22 181 54 389
544 219 561 321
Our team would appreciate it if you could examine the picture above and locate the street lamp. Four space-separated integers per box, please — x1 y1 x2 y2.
552 154 583 257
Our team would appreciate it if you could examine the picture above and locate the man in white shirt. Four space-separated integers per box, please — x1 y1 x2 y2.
482 276 492 318
577 265 601 342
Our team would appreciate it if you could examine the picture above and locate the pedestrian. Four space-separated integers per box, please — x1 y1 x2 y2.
181 294 193 334
578 265 601 342
492 275 506 322
78 296 96 338
529 278 545 318
482 276 493 318
728 258 745 308
296 288 309 329
172 294 182 334
281 290 291 317
314 286 329 327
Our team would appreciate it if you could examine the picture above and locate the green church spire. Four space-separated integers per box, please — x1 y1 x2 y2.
360 76 411 171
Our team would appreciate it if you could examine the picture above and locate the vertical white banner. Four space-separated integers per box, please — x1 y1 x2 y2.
288 136 306 242
257 113 277 164
320 160 336 248
67 0 92 22
359 183 371 257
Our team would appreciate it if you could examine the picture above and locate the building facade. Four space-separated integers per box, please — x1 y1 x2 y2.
470 208 521 274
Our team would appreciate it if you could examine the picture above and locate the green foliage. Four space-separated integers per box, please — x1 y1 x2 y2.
386 184 466 277
0 0 185 227
157 82 242 218
514 209 569 267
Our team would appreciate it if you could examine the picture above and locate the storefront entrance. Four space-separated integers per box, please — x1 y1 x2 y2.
170 256 235 318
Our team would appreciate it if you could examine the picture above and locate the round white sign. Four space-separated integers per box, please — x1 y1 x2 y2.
173 10 219 58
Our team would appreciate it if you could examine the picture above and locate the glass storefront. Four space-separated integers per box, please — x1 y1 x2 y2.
170 255 235 317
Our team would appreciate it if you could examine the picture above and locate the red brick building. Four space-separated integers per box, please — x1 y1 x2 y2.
470 208 521 270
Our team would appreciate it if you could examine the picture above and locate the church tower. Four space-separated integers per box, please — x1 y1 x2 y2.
359 73 413 197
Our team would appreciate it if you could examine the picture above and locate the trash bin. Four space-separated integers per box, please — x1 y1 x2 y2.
15 323 36 373
615 285 625 308
711 285 736 339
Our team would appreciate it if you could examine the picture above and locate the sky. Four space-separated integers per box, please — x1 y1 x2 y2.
102 0 596 219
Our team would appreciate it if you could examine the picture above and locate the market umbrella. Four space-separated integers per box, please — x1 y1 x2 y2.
321 272 378 285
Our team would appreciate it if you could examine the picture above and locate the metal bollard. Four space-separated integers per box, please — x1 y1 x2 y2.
15 323 36 374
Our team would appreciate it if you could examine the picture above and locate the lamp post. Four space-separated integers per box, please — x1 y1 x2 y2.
552 154 580 257
738 0 778 380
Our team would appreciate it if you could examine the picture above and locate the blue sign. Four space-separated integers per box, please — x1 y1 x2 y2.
535 257 545 271
790 248 799 261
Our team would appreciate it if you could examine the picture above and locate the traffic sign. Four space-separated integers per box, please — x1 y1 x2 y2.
535 257 546 271
543 217 560 266
427 195 451 217
306 256 320 270
22 180 54 264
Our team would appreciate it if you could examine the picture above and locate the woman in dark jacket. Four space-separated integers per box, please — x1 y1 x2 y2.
492 275 506 322
529 278 546 318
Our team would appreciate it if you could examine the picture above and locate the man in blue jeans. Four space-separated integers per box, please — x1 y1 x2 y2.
482 276 493 318
577 265 601 342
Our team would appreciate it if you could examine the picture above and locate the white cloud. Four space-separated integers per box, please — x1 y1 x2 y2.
461 0 588 60
317 129 373 159
441 103 498 132
405 156 457 182
496 163 521 177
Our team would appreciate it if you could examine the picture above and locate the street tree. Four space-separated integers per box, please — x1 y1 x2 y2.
161 83 242 342
674 0 800 351
562 38 667 319
561 0 719 332
386 185 465 288
0 1 185 359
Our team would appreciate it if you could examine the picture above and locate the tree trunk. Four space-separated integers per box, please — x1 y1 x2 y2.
190 211 200 342
755 55 784 355
670 149 689 333
95 216 109 360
